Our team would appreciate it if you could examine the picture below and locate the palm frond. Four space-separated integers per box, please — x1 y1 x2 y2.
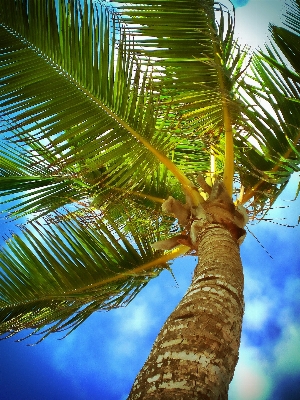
113 0 250 194
238 0 300 210
0 0 189 210
0 214 172 342
113 0 222 116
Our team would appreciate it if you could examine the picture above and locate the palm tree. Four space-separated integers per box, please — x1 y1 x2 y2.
0 0 299 398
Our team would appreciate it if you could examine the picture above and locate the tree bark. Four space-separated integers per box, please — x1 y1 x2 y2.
128 223 244 400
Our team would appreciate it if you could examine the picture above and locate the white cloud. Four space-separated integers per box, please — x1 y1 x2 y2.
230 342 272 400
242 272 276 330
114 301 158 337
244 297 273 330
273 323 300 373
230 322 300 400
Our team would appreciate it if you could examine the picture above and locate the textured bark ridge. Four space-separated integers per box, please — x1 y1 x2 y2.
128 182 246 400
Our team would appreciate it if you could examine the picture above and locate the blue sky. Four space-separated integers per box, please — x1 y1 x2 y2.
232 0 250 7
1 1 300 399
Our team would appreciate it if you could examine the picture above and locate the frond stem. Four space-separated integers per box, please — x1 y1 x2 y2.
209 23 234 197
111 187 165 204
1 245 191 306
68 244 190 293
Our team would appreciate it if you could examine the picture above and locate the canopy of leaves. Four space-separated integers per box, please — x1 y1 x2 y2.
0 0 299 340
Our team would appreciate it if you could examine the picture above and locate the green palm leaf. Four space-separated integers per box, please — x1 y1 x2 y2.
0 214 172 342
238 0 300 210
0 0 182 214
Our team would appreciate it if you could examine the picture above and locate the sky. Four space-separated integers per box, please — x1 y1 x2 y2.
0 1 300 400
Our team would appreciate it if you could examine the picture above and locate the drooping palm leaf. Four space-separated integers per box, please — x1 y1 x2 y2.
0 24 158 178
0 214 177 342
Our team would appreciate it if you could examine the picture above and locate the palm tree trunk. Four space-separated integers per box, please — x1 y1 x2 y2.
128 223 244 400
